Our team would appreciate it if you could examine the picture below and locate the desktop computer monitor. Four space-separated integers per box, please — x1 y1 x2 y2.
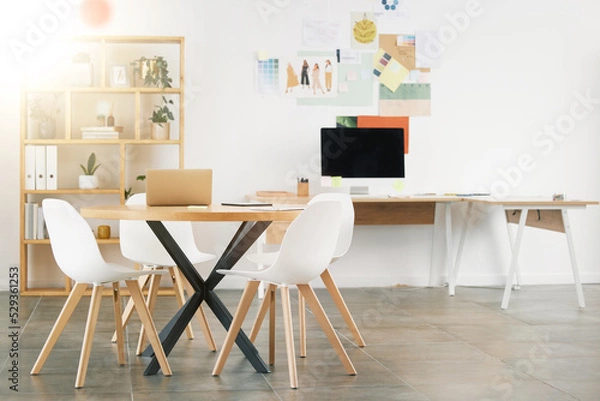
320 127 405 195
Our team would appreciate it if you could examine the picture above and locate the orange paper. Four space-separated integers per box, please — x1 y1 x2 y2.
357 115 409 154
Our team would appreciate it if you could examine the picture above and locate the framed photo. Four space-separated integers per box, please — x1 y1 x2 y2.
110 65 129 87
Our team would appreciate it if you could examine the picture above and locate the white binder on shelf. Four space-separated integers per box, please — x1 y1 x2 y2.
46 145 57 190
34 145 46 190
25 145 36 190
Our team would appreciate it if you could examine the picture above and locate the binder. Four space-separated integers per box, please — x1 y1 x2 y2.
25 145 36 190
34 145 46 190
46 145 57 190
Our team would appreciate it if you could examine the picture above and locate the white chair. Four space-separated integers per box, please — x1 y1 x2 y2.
247 192 365 361
212 200 356 389
30 199 172 388
116 193 217 354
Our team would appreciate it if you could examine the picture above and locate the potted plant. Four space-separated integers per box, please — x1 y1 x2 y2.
150 96 174 140
78 152 101 189
29 94 61 139
131 56 172 88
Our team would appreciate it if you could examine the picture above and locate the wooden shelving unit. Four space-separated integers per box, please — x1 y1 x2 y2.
19 36 186 296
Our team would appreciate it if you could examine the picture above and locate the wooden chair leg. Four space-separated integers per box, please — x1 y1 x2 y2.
75 284 104 389
112 283 126 365
212 280 260 376
111 274 149 343
298 290 306 358
280 285 298 389
136 272 161 355
169 267 195 340
250 283 275 342
321 269 366 347
297 284 356 376
31 283 88 375
125 279 172 376
268 284 276 366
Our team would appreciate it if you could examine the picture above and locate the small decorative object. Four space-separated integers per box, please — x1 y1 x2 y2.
97 225 111 239
552 193 565 201
150 96 174 140
96 114 106 126
107 101 115 126
78 152 101 189
131 56 172 88
110 65 129 87
297 177 309 197
29 94 61 139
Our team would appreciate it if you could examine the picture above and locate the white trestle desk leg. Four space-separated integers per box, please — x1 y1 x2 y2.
444 203 453 289
449 202 473 296
504 213 523 290
428 203 445 287
502 209 528 310
562 209 586 308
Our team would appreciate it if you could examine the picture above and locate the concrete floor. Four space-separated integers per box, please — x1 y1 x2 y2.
1 283 599 400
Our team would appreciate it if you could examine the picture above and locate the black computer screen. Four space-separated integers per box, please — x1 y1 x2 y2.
320 127 405 178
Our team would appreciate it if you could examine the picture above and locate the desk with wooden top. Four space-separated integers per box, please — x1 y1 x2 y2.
451 197 599 309
248 194 462 288
81 203 302 375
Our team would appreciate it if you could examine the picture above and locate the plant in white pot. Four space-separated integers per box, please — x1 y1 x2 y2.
150 96 174 140
79 152 101 189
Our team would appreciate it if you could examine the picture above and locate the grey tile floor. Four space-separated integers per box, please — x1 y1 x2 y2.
1 284 599 400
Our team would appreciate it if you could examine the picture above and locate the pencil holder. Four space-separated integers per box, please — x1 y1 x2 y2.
297 178 309 197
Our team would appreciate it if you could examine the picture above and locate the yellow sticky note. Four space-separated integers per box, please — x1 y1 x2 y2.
393 180 405 192
331 176 343 188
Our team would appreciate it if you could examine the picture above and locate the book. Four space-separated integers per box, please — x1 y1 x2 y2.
80 126 124 132
82 132 120 139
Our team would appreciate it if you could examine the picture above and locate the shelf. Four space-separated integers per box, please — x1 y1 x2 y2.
24 188 121 195
20 35 186 296
23 238 120 245
23 139 183 145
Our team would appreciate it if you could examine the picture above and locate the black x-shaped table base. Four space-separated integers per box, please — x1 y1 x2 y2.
141 219 272 376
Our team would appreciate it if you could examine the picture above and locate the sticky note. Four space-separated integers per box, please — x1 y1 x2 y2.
392 180 405 192
331 176 343 188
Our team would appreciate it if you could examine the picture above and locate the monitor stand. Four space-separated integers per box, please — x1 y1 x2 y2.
350 186 369 196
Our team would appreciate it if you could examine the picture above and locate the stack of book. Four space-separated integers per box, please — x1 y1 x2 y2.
81 126 123 139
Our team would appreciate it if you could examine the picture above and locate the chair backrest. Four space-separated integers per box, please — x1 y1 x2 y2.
120 193 205 266
262 200 342 285
42 199 109 283
308 192 354 259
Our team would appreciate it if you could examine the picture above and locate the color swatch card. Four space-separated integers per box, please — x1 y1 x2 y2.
373 48 409 92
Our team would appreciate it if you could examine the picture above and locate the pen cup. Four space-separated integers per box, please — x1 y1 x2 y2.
297 178 309 197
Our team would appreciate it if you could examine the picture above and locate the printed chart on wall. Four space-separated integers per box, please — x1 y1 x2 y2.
255 58 280 95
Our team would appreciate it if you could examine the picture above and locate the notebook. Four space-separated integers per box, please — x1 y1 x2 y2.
145 169 213 206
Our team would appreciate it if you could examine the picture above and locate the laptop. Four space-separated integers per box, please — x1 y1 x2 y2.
145 169 213 206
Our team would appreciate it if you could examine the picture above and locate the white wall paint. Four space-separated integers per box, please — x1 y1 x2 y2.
1 0 599 291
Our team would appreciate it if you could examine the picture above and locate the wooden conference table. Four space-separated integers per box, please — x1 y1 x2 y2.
81 203 302 376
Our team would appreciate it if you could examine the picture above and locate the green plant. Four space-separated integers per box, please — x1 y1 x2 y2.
150 96 175 125
29 94 61 123
124 174 147 200
131 56 172 88
80 152 101 175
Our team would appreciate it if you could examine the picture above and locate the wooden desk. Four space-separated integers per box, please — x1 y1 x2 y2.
81 204 301 375
452 197 599 309
248 194 463 287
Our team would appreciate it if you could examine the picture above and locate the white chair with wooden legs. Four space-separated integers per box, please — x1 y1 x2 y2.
115 193 217 354
30 199 172 388
212 200 357 389
247 192 365 361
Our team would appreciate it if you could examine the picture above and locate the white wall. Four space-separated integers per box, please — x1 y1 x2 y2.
1 0 600 291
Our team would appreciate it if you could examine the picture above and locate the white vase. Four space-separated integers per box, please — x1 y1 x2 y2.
79 175 99 189
151 122 170 140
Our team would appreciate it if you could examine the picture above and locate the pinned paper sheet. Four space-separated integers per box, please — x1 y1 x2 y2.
321 176 332 187
373 48 409 92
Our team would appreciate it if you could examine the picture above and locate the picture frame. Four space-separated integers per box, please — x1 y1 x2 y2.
110 65 129 87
